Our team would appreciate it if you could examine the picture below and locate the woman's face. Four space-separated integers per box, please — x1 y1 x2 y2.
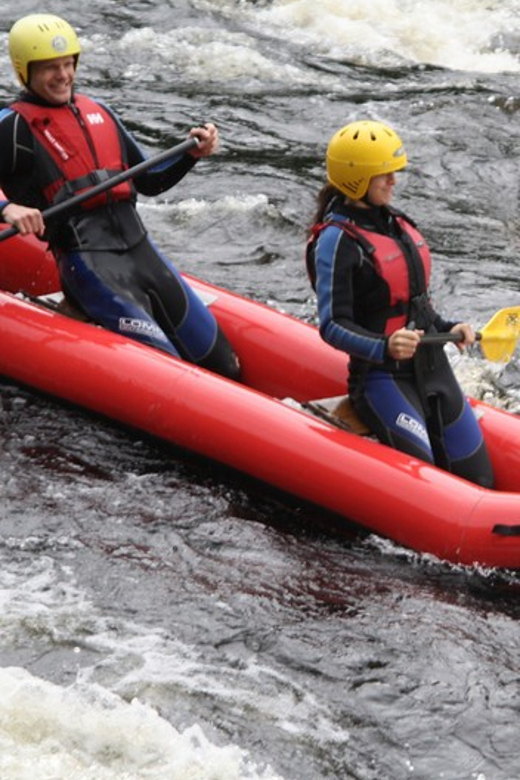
365 171 398 206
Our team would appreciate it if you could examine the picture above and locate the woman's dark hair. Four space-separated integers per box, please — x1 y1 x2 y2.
311 183 343 226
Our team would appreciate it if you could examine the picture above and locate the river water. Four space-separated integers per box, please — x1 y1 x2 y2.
1 1 520 778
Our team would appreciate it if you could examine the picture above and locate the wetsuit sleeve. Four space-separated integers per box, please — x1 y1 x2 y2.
99 101 197 196
313 225 388 363
0 108 53 211
429 307 458 334
0 109 20 181
0 113 15 212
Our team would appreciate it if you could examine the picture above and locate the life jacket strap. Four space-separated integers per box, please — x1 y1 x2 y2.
53 169 124 205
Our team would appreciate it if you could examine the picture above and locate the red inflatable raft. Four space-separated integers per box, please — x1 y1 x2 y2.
1 227 520 570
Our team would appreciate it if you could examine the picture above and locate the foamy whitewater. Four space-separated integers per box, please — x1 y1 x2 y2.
247 0 520 72
0 667 282 779
0 555 283 779
189 0 520 74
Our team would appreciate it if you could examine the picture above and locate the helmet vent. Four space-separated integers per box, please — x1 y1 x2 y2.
351 129 377 141
342 179 362 196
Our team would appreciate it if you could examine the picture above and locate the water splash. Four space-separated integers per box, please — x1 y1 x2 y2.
0 667 283 779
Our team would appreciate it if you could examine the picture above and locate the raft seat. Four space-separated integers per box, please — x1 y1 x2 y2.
282 395 374 437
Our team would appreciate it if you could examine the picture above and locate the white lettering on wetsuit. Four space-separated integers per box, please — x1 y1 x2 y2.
395 412 429 444
118 317 169 343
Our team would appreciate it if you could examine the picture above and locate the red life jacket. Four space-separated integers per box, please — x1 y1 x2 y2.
11 94 133 210
307 215 432 334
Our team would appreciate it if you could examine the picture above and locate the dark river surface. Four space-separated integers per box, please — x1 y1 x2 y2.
1 1 520 778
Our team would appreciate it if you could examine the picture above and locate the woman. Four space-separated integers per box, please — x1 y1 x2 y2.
306 120 494 487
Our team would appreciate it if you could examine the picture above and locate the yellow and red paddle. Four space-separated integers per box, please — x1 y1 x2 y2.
421 307 520 363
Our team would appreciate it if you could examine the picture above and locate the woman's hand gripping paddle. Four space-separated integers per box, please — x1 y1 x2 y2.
421 307 520 363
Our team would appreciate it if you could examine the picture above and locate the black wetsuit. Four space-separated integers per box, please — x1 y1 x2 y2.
0 93 240 380
307 196 494 488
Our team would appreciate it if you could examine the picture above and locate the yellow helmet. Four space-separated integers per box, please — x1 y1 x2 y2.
9 14 81 87
326 120 407 200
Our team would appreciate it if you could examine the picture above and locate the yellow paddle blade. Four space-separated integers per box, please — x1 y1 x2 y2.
479 306 520 363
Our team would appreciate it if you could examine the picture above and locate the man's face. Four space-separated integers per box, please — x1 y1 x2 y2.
29 55 76 105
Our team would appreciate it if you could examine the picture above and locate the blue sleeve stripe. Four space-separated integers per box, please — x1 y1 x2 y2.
314 225 386 363
147 154 183 173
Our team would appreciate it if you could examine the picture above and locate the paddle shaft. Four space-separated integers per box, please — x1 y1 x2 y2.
421 331 482 345
0 136 199 243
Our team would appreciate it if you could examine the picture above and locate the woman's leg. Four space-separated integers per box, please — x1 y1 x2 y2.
353 369 435 462
428 362 495 488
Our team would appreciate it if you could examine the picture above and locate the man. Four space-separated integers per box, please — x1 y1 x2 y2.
0 13 240 380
